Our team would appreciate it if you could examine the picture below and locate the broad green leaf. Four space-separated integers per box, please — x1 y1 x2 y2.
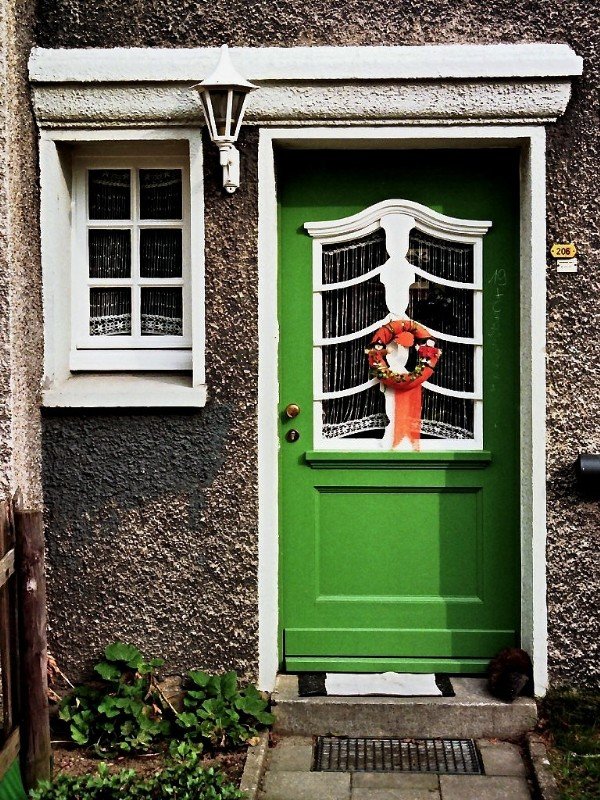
188 670 211 688
98 697 121 717
94 661 122 682
186 689 208 701
254 710 275 725
220 671 238 700
69 725 89 745
176 712 198 727
104 641 143 668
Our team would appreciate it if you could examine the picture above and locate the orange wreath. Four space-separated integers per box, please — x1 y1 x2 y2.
366 319 441 389
365 319 442 448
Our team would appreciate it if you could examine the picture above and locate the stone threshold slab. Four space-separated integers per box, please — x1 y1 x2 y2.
272 675 537 739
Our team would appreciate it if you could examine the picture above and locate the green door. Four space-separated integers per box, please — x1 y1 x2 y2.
278 149 520 673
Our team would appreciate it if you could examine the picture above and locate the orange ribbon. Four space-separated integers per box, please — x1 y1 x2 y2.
393 385 424 448
366 320 441 448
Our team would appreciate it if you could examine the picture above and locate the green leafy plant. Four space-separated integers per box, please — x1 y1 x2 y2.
175 670 275 748
58 642 275 757
58 642 171 754
29 757 244 800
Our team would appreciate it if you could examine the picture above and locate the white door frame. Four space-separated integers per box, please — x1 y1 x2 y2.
257 126 547 694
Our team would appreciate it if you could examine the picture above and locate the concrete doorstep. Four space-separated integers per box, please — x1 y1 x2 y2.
272 676 537 739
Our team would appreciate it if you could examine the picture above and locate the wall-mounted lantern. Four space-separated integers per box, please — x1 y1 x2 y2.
194 45 257 194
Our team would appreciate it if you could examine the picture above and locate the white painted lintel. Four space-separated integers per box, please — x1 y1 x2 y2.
29 44 582 83
29 44 582 130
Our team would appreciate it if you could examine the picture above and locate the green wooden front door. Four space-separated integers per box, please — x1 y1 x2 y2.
278 149 520 673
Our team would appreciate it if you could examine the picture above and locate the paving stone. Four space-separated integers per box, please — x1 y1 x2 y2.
272 735 314 747
262 770 350 800
352 772 439 790
477 741 527 776
439 775 532 800
351 789 439 800
268 742 314 771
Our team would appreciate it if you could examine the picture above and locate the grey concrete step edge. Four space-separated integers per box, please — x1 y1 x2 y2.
526 733 560 800
239 731 270 800
273 703 538 739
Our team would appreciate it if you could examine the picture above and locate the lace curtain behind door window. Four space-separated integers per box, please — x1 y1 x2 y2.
318 226 477 442
321 231 389 438
407 230 476 440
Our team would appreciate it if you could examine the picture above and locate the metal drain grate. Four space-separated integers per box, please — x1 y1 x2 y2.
313 736 484 774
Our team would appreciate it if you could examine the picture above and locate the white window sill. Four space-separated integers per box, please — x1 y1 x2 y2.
42 373 207 409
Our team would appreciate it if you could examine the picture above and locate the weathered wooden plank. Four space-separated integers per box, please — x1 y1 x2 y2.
15 510 51 789
0 501 18 739
0 549 15 590
0 728 20 782
11 491 22 515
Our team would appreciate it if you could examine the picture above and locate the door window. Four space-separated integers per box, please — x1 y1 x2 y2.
307 201 489 451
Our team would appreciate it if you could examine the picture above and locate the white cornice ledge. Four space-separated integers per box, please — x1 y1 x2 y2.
29 44 582 82
29 44 582 128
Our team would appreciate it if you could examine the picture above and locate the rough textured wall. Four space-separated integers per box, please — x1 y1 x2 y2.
42 130 260 678
36 0 599 688
545 63 600 690
0 3 13 497
0 0 42 507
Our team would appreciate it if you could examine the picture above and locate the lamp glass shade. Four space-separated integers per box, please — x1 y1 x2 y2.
208 89 231 138
199 92 214 137
230 90 248 139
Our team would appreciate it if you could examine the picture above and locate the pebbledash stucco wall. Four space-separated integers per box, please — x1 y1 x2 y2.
0 0 43 510
42 129 260 679
35 1 599 688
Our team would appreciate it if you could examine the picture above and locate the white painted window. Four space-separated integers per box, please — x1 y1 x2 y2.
71 155 192 371
40 131 206 408
306 200 490 451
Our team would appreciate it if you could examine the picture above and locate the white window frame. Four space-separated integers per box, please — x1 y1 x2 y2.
40 129 206 408
71 154 192 370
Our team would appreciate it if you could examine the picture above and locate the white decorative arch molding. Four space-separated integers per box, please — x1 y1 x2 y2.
305 198 492 242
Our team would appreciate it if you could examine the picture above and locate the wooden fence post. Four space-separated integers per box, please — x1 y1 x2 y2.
14 510 51 790
0 500 19 740
0 499 21 784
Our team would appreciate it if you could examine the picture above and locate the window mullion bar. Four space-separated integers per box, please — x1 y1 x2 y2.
76 165 89 344
137 278 184 287
131 167 141 338
87 220 134 229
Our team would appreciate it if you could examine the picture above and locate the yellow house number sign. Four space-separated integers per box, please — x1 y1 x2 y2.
551 242 577 259
551 242 578 273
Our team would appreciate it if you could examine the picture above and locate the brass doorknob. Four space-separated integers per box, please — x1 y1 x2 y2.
285 403 301 419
